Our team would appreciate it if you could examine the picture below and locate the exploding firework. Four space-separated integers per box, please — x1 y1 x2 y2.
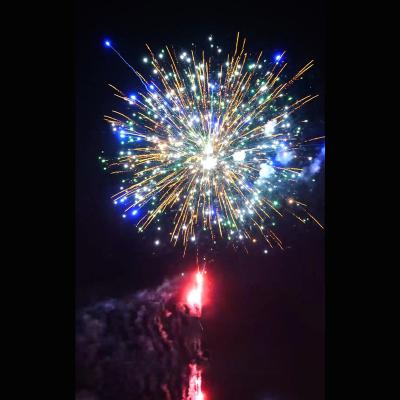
101 33 324 253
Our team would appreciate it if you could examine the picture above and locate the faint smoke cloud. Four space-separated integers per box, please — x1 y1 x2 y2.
276 150 294 165
301 146 325 180
259 163 275 179
75 276 207 400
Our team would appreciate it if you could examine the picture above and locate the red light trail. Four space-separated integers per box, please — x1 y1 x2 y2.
187 363 204 400
187 271 204 317
185 269 206 399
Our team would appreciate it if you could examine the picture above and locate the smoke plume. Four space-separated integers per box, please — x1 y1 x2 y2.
75 276 207 400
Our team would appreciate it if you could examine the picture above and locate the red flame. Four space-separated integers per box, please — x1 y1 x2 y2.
187 271 204 316
185 269 207 399
188 363 205 400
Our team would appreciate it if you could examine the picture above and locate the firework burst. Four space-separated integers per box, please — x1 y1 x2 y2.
101 33 324 253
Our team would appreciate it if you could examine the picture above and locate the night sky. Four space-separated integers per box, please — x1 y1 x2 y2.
76 1 325 398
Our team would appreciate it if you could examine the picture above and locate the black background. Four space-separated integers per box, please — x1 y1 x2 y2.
76 1 325 399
